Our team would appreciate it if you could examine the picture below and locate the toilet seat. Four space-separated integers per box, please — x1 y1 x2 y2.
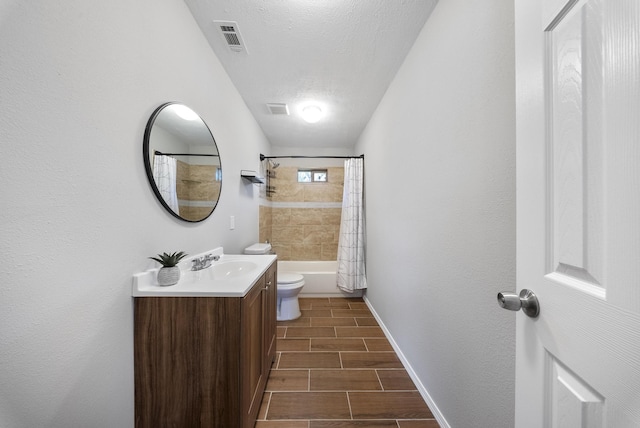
278 273 304 285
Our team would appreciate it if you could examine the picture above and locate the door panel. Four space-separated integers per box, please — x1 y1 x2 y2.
548 0 604 290
548 357 604 428
516 0 640 426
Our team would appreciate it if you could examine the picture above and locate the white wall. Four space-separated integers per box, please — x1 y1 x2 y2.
0 1 269 426
356 1 516 427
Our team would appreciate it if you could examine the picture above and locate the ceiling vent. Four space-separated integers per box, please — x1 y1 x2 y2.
214 20 248 54
266 103 290 115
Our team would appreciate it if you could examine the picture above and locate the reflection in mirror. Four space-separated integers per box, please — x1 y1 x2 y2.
143 103 222 222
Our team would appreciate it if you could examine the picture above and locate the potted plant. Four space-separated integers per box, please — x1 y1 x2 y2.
149 251 187 286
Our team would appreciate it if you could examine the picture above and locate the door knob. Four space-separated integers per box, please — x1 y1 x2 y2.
497 289 540 318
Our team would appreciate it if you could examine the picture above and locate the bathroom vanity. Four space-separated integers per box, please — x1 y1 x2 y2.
132 249 277 428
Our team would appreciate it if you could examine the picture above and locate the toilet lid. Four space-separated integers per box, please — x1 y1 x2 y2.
278 273 304 284
244 243 272 254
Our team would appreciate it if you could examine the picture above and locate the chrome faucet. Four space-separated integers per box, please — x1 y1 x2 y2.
204 254 220 262
191 254 220 271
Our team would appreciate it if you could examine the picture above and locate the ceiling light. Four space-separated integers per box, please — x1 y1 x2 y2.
172 104 199 121
301 105 323 123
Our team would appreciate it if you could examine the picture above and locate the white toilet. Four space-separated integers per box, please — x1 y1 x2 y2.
275 272 305 321
244 243 305 321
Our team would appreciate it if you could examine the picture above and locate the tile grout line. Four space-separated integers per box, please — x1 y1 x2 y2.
262 391 272 421
374 369 384 391
346 390 354 420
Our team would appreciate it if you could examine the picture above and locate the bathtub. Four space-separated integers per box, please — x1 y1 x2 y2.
277 260 363 298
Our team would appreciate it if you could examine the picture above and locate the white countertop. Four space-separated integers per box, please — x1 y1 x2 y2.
132 248 277 297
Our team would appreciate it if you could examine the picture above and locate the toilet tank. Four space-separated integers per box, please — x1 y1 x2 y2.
244 243 272 255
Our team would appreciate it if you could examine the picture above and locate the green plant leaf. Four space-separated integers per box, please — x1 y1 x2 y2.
149 251 188 267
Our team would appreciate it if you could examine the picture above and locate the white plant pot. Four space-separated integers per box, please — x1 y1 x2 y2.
157 266 180 286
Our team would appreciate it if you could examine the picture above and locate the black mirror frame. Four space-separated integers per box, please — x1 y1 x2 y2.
143 102 221 223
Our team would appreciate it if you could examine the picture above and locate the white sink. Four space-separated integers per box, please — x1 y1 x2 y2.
211 260 257 279
132 247 277 297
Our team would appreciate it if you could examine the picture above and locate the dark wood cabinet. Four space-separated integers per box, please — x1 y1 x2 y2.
134 260 277 428
263 262 277 371
241 272 266 428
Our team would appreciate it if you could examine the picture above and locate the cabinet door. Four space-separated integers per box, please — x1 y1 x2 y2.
264 262 277 366
134 297 241 428
241 276 266 428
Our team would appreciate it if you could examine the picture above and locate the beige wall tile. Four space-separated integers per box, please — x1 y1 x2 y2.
272 208 292 225
321 244 338 261
178 206 213 221
322 208 342 225
290 208 323 225
303 225 336 245
271 166 298 184
259 205 272 243
291 243 322 260
273 181 305 202
272 226 305 243
188 165 218 200
259 206 272 227
258 165 345 260
272 167 304 202
271 244 290 260
327 167 344 184
329 226 341 244
176 160 189 199
304 184 342 202
175 161 221 203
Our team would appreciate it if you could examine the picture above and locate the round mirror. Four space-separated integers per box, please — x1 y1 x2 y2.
143 102 222 222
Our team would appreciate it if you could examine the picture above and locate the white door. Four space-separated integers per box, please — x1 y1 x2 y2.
514 0 640 426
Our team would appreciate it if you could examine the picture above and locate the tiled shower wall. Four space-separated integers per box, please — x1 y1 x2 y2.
176 161 221 221
260 166 344 261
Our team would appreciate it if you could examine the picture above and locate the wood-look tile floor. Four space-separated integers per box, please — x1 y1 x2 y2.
256 297 441 428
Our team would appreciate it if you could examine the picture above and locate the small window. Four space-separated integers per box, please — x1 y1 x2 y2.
297 170 312 182
313 171 327 182
298 169 328 183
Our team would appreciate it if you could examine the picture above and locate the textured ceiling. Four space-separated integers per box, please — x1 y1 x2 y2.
184 0 438 149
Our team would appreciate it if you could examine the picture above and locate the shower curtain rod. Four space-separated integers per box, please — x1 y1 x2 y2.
155 150 219 157
260 153 363 161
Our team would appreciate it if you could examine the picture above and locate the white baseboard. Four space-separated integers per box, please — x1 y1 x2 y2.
299 290 363 298
363 295 451 428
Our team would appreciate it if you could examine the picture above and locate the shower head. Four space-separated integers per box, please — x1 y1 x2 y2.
269 160 280 169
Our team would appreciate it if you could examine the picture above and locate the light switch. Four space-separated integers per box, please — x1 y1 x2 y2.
230 215 235 230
